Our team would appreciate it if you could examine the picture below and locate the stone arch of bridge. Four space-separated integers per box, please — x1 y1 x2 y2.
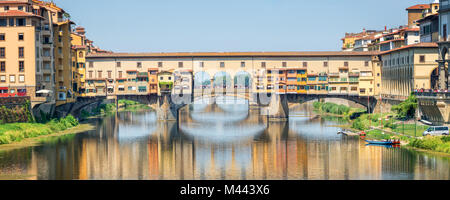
286 94 377 113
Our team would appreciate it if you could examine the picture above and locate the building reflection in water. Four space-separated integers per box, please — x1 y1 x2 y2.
0 99 449 180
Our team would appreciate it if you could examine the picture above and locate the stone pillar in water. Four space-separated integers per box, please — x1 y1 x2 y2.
267 94 289 121
157 93 177 121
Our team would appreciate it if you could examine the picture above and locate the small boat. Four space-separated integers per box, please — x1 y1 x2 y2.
420 120 433 126
366 144 401 148
365 140 400 145
337 130 359 136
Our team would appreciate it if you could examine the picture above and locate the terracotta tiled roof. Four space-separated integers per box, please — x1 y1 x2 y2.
0 1 30 5
417 13 439 23
72 45 87 49
87 51 377 59
406 4 430 10
382 30 404 37
0 10 42 18
378 42 438 55
378 38 405 45
404 28 420 32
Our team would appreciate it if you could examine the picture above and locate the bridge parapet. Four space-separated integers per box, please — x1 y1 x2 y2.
415 91 450 100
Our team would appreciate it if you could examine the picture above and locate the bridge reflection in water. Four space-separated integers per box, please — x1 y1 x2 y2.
0 98 449 180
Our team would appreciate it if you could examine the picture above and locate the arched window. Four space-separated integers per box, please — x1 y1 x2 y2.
79 52 83 58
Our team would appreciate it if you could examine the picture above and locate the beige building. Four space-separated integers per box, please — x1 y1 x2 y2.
0 0 56 106
380 43 439 100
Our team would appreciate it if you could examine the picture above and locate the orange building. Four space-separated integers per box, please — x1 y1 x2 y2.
148 68 158 94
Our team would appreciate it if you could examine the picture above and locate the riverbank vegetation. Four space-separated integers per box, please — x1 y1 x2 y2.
409 136 450 154
391 95 417 119
313 102 365 119
0 101 34 124
366 129 450 154
312 96 450 155
0 115 79 145
351 94 428 137
81 99 152 119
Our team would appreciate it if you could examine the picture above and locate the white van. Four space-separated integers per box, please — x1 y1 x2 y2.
423 126 450 136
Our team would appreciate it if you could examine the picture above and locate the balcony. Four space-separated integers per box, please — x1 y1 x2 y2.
349 78 359 83
42 68 52 74
42 30 51 36
328 78 341 83
42 43 52 49
349 72 360 77
286 73 297 78
329 73 339 77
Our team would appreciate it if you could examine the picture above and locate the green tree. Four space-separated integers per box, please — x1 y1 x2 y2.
391 94 417 119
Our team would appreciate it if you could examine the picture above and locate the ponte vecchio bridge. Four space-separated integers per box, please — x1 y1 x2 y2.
78 51 381 121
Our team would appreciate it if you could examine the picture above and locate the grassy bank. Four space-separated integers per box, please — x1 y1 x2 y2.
313 102 365 119
311 99 450 155
366 129 450 154
351 113 429 137
0 115 79 145
408 136 450 154
351 110 450 155
81 99 152 119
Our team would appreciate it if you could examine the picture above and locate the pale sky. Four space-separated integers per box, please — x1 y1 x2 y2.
56 0 434 53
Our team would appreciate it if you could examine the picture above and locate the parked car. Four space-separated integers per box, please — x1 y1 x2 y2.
423 126 450 136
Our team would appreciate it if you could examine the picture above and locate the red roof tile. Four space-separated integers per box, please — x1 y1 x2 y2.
0 1 30 5
0 10 42 18
72 45 87 49
378 43 438 55
87 51 377 59
406 4 430 10
378 38 405 45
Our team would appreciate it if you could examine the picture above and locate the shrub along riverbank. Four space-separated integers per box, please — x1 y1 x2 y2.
0 115 79 145
313 102 365 119
0 101 34 124
81 99 152 119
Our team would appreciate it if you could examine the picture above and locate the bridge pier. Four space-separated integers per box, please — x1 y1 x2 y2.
417 95 450 125
156 93 178 121
266 94 289 121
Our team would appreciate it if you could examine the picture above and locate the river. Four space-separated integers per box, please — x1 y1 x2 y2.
0 97 449 180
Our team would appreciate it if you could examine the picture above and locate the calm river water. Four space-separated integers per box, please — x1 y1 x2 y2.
0 97 449 180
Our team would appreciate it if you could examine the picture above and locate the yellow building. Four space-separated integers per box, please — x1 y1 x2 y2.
158 71 174 95
54 20 74 105
71 26 91 97
297 68 307 94
380 43 439 100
